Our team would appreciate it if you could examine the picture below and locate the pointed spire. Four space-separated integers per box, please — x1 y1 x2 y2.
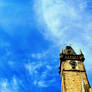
79 49 83 55
60 48 63 54
69 42 72 46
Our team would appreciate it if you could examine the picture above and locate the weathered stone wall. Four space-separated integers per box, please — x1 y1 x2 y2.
61 60 91 92
62 71 82 92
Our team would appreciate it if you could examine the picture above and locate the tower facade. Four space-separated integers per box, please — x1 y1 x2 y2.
59 46 91 92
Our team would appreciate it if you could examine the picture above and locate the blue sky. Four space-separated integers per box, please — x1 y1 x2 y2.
0 0 92 92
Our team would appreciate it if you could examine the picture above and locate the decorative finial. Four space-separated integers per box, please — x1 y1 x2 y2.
60 48 63 54
65 42 67 46
79 48 82 54
69 42 72 46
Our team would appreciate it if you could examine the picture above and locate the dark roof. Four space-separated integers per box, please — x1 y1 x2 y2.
64 46 76 55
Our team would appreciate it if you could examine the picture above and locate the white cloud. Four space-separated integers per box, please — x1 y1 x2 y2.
37 81 47 87
31 51 48 59
34 0 92 44
37 79 55 87
33 79 55 87
25 61 57 87
35 0 85 41
25 62 43 75
0 79 8 88
0 77 18 92
46 65 52 70
34 0 92 70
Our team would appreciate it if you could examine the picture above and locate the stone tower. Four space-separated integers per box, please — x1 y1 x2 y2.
59 46 91 92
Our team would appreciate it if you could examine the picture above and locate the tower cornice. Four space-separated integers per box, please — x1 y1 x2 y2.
60 54 85 61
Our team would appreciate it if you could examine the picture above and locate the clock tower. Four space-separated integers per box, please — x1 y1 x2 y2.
59 46 91 92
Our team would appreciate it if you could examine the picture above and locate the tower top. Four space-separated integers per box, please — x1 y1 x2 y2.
59 46 91 92
64 46 76 55
60 46 85 61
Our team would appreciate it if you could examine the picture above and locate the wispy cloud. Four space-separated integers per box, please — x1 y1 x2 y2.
0 77 18 92
31 51 48 59
34 0 92 70
34 79 55 87
35 0 84 40
25 61 58 87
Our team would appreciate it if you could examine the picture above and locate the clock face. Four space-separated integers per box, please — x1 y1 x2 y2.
69 60 77 69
